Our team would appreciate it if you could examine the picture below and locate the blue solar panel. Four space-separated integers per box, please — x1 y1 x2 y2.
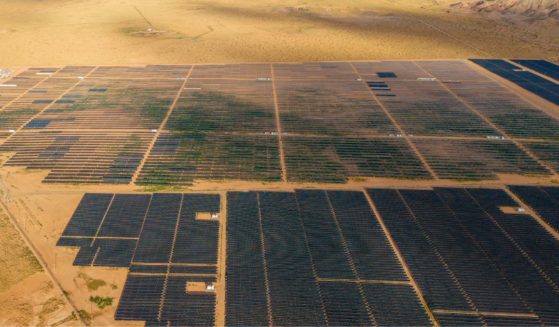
377 72 397 78
471 59 559 105
513 59 559 82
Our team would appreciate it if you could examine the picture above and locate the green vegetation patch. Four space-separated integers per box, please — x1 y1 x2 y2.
89 296 114 309
77 272 106 291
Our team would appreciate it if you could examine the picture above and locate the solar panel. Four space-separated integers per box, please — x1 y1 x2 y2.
377 72 397 78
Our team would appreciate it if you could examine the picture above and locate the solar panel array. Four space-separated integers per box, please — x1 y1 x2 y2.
0 66 187 184
1 130 153 183
2 61 559 184
471 59 559 105
368 187 559 325
283 136 431 182
413 138 549 180
226 190 430 326
508 185 559 233
56 187 559 326
0 77 77 132
137 132 282 185
512 59 559 82
25 78 183 130
57 192 221 326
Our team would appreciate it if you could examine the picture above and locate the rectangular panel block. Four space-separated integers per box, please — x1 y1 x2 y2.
172 194 220 264
327 190 406 280
98 194 151 238
61 193 113 237
296 190 355 279
115 275 165 321
133 194 182 263
320 282 371 326
366 188 472 311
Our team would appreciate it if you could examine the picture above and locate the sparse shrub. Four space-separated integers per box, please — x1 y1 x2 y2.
89 296 114 309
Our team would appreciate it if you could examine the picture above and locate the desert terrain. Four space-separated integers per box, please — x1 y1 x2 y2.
0 0 559 326
0 0 558 66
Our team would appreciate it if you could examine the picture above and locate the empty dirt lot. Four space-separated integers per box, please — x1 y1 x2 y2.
0 0 558 66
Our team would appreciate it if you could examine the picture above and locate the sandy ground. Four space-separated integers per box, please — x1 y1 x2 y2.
0 0 558 66
0 199 75 326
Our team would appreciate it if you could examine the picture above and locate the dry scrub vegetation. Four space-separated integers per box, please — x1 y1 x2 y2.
0 208 73 326
0 0 557 66
0 209 41 292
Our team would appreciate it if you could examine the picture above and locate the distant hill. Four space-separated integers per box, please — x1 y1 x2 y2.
451 0 559 22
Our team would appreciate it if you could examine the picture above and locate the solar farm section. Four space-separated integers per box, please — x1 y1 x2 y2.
55 187 559 326
1 60 559 184
1 59 559 326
